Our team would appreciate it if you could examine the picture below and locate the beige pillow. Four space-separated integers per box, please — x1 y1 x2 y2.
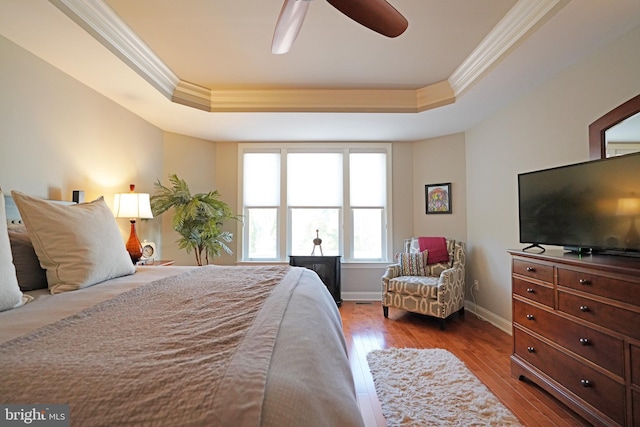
11 191 136 294
0 189 32 310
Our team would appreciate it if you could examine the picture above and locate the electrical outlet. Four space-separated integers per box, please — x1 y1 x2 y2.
472 280 479 291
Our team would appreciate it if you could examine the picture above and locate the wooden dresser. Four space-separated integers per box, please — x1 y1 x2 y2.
508 249 640 426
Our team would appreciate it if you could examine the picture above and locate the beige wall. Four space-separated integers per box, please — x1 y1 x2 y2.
213 142 239 266
412 133 467 241
159 132 218 265
465 24 640 326
0 35 163 248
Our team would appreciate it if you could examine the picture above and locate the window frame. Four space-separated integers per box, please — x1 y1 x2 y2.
238 142 393 263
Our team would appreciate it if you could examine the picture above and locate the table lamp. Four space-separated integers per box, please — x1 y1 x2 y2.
113 184 153 263
616 196 640 248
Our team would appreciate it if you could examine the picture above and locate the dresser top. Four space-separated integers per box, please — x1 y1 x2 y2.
508 249 640 276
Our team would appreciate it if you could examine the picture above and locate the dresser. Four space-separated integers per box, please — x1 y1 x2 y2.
509 249 640 426
289 255 342 306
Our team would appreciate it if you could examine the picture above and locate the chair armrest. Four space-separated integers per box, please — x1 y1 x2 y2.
382 264 401 281
437 265 465 291
382 264 401 292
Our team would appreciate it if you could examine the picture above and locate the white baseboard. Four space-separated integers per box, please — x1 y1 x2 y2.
464 300 512 335
342 292 512 336
342 291 382 301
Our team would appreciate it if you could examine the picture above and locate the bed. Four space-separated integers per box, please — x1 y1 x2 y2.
0 191 364 427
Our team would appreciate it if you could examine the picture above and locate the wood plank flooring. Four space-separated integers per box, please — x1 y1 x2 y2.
339 301 590 427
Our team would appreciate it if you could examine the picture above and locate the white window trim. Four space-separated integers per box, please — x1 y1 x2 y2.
238 142 393 263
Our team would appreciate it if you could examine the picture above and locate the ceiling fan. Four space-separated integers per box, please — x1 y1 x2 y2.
272 0 408 54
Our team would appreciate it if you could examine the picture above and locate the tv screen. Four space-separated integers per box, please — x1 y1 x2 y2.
518 152 640 255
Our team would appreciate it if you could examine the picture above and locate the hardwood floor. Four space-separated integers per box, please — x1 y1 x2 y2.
339 301 590 427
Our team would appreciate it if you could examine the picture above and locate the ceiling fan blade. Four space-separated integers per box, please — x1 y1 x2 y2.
326 0 408 38
272 0 312 54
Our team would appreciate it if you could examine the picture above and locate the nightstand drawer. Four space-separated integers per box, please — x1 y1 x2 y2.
513 259 553 283
514 328 625 425
514 299 623 376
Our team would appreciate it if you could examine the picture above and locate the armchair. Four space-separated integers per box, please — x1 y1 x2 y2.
381 238 465 330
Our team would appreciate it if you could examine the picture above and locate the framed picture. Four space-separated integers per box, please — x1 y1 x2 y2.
425 183 452 214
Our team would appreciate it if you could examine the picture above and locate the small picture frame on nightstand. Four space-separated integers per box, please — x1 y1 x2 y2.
140 240 157 262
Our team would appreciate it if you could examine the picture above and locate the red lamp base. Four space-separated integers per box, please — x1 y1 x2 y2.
125 220 143 263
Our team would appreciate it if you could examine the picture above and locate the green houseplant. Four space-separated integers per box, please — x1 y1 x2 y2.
150 174 239 266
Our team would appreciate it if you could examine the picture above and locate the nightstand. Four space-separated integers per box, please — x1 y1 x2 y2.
138 260 175 266
289 255 341 306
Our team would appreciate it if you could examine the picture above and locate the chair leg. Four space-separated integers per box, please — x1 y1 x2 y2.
383 306 389 318
459 306 465 316
439 318 446 330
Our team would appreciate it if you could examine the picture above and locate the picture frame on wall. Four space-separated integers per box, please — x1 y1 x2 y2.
425 183 452 214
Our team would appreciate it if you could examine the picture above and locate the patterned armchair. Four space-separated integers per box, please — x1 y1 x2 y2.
381 238 465 330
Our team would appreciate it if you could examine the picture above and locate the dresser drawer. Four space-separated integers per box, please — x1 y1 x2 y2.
513 259 553 283
558 267 640 306
558 291 640 341
514 328 625 425
632 344 640 387
513 277 554 307
634 390 640 427
514 299 624 376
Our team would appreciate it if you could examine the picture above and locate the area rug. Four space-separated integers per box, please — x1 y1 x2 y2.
366 348 522 426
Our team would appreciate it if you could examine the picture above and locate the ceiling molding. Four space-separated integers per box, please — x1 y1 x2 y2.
49 0 179 98
449 0 569 96
416 81 456 113
173 81 212 112
49 0 563 114
173 80 455 113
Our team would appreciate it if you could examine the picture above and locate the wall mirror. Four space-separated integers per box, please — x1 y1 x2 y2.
589 93 640 159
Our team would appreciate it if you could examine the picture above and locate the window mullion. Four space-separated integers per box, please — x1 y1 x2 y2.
280 149 288 261
343 148 351 260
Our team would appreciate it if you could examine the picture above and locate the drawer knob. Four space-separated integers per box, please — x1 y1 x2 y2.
580 379 591 388
526 288 535 293
579 279 591 285
526 314 535 320
579 305 589 312
525 267 536 272
527 346 535 353
579 338 590 346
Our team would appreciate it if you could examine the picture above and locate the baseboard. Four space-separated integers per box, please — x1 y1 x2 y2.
343 292 512 336
464 300 512 335
342 291 382 301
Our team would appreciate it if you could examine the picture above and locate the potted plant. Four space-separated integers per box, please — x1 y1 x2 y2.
150 174 239 266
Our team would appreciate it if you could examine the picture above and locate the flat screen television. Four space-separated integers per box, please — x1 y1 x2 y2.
518 152 640 256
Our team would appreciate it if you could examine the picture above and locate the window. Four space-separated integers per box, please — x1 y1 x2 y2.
240 143 391 262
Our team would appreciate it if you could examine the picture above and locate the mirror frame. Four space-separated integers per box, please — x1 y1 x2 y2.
589 93 640 159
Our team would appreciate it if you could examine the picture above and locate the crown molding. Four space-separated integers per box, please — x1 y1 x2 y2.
172 81 455 113
449 0 569 96
49 0 179 99
49 0 564 113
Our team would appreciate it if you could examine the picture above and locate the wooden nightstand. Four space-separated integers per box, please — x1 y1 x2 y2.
138 260 175 266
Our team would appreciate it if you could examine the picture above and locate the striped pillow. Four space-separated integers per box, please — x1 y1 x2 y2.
397 251 428 276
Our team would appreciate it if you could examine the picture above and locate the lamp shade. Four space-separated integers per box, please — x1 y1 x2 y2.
616 197 640 216
113 192 153 219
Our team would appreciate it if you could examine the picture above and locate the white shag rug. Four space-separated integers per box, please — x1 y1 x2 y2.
366 348 523 426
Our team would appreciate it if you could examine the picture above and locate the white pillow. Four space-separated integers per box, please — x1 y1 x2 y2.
0 189 32 310
11 191 136 294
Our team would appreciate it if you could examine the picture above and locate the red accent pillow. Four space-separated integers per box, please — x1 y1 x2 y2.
418 237 449 264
